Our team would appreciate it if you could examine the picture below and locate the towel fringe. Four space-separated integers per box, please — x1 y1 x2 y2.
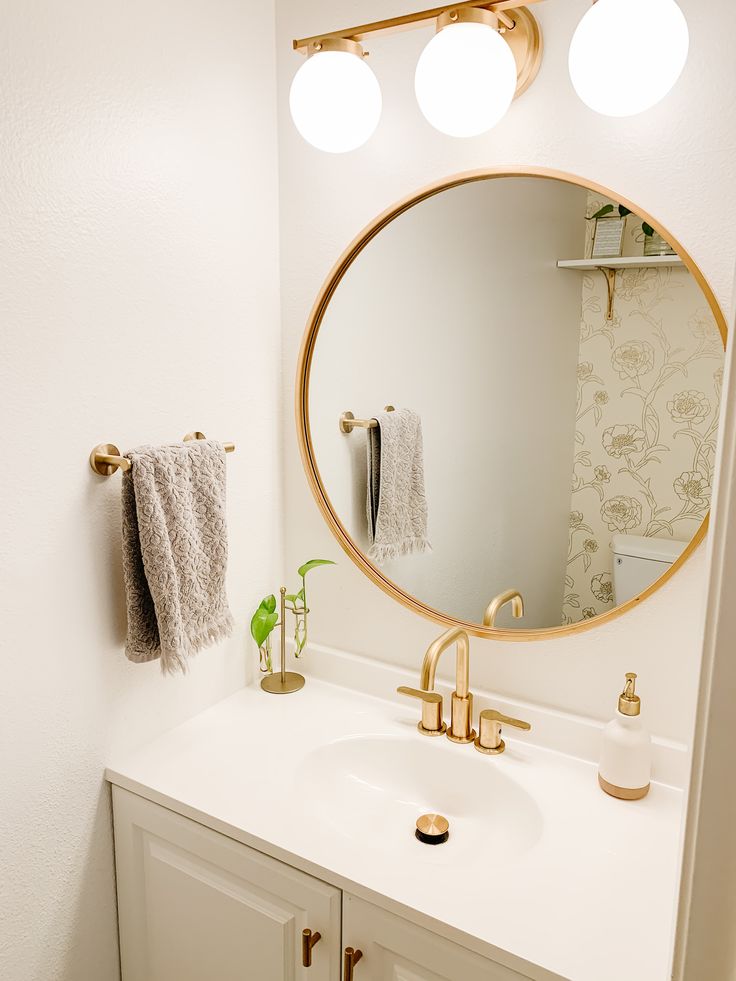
368 538 432 564
161 610 235 675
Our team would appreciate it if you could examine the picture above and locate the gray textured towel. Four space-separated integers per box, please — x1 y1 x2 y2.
121 440 233 674
366 408 431 563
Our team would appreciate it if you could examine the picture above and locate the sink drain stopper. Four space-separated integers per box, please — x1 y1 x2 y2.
415 813 449 845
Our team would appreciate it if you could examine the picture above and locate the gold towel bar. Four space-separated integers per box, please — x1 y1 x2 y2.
89 432 235 476
339 405 395 434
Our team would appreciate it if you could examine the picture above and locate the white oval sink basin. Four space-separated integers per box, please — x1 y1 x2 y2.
296 734 543 865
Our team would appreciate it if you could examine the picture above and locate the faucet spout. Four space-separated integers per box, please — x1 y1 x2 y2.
483 589 525 628
420 627 470 697
420 627 474 743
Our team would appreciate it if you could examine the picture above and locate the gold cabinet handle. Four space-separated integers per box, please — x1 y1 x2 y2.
302 928 321 967
344 947 363 980
396 686 446 736
475 709 531 755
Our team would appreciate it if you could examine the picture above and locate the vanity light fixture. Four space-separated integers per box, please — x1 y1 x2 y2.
568 0 689 117
415 8 518 137
290 1 543 151
289 38 382 153
290 0 690 150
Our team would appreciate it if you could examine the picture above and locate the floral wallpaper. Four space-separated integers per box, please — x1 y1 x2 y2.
562 195 724 624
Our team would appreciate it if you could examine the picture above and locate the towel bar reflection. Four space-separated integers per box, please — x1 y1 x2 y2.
89 432 236 476
339 405 395 434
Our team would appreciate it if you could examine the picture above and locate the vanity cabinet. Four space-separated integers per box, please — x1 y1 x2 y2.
112 788 342 980
342 894 529 981
113 788 532 981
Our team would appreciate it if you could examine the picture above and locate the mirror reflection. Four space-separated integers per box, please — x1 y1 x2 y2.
306 176 725 630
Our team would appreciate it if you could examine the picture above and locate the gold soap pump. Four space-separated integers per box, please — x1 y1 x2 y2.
598 672 652 800
618 672 641 716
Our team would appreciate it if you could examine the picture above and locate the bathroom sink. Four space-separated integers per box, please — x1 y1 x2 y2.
296 734 543 864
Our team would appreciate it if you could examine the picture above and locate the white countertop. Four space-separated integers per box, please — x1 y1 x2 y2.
106 677 683 981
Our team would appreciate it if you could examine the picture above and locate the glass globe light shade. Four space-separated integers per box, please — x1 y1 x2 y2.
569 0 689 117
415 19 517 138
289 45 382 153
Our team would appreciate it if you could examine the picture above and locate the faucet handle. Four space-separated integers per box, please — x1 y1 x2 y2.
474 709 531 755
397 686 447 737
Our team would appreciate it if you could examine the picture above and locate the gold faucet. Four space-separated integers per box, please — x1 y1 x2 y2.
483 589 524 628
419 627 475 743
397 623 533 755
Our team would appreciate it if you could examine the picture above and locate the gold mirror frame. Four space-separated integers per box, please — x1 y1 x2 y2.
295 166 728 641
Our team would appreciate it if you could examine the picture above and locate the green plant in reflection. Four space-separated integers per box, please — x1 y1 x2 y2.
250 559 335 673
587 203 632 222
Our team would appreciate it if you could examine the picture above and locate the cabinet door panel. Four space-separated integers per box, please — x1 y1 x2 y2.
342 894 531 981
144 835 292 981
113 787 341 981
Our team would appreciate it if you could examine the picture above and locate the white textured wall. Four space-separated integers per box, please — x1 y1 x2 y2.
0 3 281 980
277 0 736 743
309 177 586 627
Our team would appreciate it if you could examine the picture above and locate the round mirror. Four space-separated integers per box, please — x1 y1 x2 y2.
297 169 727 638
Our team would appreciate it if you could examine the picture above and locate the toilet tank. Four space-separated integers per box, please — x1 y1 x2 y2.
611 535 687 605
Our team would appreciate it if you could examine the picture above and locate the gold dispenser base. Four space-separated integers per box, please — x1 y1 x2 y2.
261 671 305 695
598 773 650 801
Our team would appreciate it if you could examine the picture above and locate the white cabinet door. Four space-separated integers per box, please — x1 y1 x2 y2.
342 894 531 981
113 787 341 981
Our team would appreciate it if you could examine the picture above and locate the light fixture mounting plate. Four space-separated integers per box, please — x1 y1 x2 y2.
503 6 543 99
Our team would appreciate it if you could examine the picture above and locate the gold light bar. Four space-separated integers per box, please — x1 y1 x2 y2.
292 0 545 52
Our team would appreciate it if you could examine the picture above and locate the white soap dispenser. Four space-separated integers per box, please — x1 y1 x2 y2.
598 672 651 800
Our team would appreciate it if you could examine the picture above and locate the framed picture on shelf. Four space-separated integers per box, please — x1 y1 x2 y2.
642 220 676 256
591 216 626 259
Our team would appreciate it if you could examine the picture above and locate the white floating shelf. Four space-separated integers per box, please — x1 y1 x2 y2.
557 255 683 270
